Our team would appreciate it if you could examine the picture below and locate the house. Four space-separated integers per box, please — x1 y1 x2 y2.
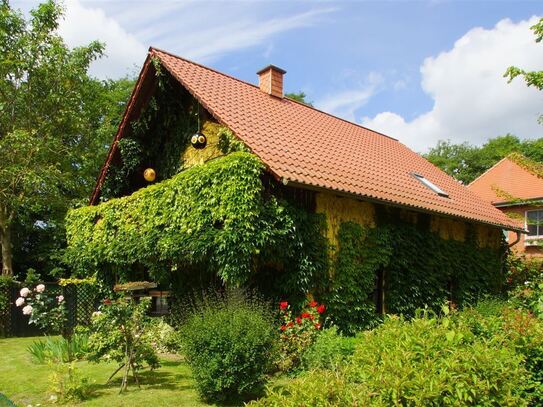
66 47 523 325
468 154 543 256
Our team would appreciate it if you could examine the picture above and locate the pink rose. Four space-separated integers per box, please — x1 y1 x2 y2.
35 284 45 293
22 305 33 315
20 287 31 298
15 297 25 307
57 295 64 303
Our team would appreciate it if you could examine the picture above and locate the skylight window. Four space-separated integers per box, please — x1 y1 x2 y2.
412 173 449 198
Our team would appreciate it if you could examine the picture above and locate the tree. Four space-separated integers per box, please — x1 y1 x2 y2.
504 17 543 122
0 1 107 276
425 135 543 184
285 91 313 107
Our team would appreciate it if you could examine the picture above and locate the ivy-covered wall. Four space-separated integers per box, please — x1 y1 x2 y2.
68 66 508 334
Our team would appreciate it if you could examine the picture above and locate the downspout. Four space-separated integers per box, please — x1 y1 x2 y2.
501 230 522 287
507 231 522 248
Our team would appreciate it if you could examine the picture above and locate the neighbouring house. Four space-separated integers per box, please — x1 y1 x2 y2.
65 48 523 328
468 154 543 257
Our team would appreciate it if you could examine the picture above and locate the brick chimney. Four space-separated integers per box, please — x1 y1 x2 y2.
257 65 286 98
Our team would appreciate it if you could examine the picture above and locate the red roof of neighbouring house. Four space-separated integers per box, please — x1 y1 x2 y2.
468 156 543 205
91 47 522 231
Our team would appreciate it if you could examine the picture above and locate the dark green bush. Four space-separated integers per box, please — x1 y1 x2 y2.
251 310 533 406
301 326 357 371
179 290 276 403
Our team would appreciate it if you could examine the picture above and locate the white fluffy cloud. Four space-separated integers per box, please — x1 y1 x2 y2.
362 16 543 152
58 0 147 79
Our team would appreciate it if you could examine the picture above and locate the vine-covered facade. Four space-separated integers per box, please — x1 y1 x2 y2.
65 48 521 333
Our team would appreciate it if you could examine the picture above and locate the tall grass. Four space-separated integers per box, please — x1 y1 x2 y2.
27 333 88 364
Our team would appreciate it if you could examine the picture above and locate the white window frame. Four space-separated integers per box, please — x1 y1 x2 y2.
525 209 543 244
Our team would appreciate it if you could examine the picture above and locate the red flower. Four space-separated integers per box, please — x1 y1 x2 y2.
280 325 287 331
287 321 294 327
317 304 326 314
309 301 318 307
296 317 302 324
314 323 321 330
103 299 112 305
279 301 289 310
301 312 311 319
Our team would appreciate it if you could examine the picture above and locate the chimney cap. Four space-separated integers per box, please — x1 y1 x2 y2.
256 64 286 75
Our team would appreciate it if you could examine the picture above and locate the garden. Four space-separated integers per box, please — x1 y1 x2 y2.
2 255 543 406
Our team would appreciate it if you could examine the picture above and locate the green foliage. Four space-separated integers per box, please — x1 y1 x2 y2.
48 362 94 403
425 135 543 184
252 310 533 406
27 334 89 364
285 92 313 106
179 290 276 403
276 300 324 373
146 318 178 353
217 127 249 154
85 296 159 392
0 1 134 278
326 222 388 334
66 152 327 290
301 326 357 371
101 71 196 199
505 18 543 92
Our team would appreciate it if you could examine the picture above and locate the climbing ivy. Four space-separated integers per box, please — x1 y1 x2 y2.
101 70 197 200
326 218 505 334
326 222 390 335
65 152 327 294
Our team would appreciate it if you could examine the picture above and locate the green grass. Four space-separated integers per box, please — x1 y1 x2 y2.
0 336 215 407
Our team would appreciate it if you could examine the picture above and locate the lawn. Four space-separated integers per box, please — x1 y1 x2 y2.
0 336 214 407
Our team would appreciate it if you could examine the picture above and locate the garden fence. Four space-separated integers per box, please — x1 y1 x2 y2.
0 282 99 337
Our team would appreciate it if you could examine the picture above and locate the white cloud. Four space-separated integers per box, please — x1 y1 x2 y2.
317 72 384 121
58 0 147 79
362 16 543 152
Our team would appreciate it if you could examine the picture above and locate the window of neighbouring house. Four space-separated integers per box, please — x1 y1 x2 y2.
526 210 543 238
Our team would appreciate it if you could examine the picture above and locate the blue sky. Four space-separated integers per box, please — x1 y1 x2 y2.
13 0 543 151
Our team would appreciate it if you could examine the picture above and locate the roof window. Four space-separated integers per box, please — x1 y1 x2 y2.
413 173 449 198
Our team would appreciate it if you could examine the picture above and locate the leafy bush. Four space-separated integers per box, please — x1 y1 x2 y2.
28 333 88 364
146 318 178 353
252 310 533 406
276 300 325 372
179 290 276 403
85 296 159 393
301 326 357 371
48 362 94 403
15 284 66 334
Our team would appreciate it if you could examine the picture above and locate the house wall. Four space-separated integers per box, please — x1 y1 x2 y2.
315 191 502 249
182 120 224 168
501 204 543 257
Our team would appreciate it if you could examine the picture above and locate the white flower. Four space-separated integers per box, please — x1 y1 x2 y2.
92 311 102 318
22 305 33 315
15 297 25 307
35 284 45 293
20 287 31 297
57 295 64 303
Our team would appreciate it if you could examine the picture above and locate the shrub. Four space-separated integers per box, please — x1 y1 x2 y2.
48 362 94 403
179 290 276 403
146 318 178 353
28 333 88 364
85 296 159 393
276 299 325 372
252 310 533 406
301 326 357 371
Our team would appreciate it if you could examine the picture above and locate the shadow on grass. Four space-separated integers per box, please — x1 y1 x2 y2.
89 361 194 397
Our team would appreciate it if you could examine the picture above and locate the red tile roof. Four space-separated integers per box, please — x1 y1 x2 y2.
468 156 543 205
92 48 522 231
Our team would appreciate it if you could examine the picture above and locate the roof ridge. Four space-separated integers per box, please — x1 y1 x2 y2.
150 46 398 143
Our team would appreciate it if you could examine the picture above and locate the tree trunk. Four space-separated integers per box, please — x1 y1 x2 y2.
0 208 13 276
